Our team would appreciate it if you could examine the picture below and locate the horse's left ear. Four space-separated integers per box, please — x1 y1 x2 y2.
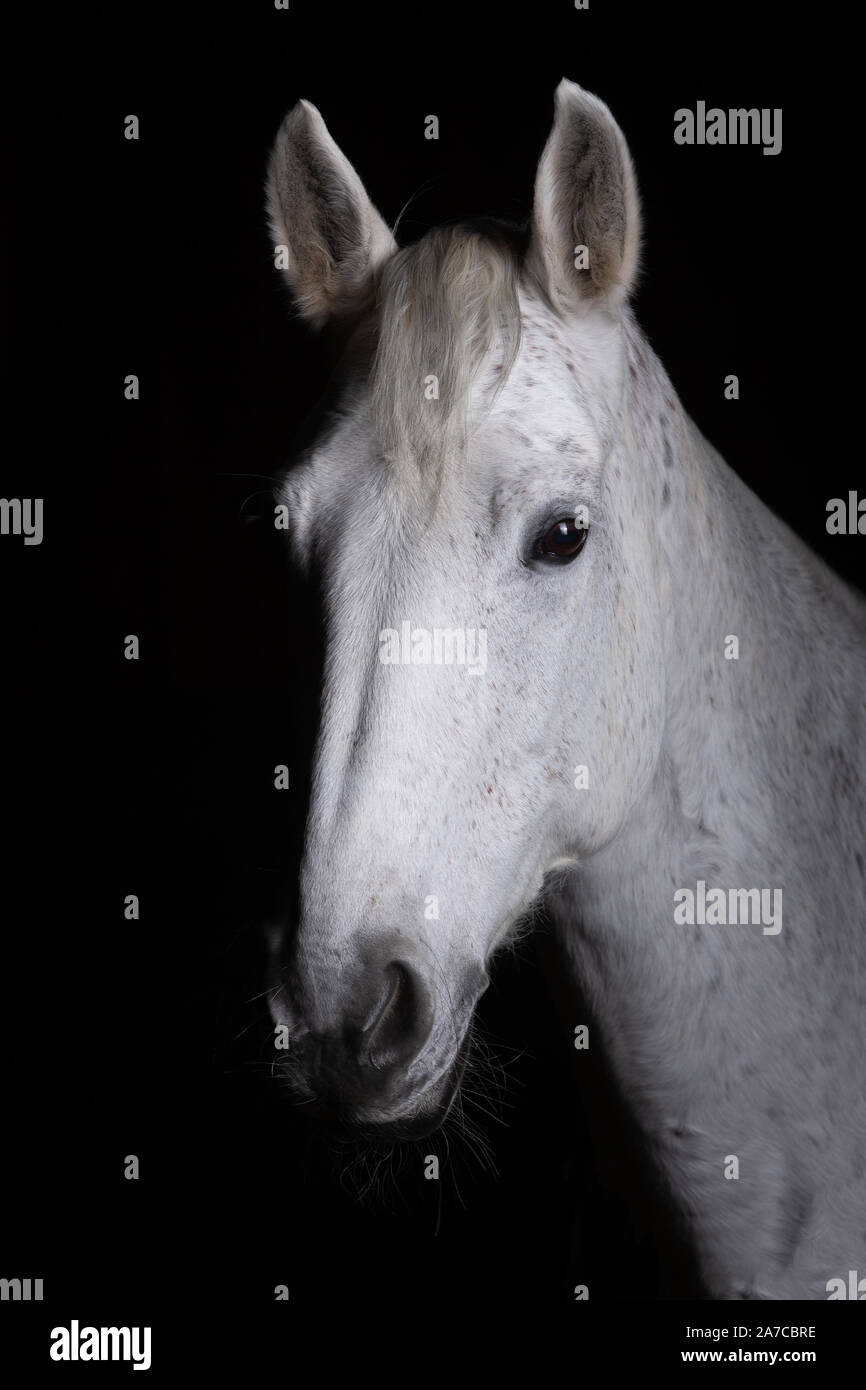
527 79 641 316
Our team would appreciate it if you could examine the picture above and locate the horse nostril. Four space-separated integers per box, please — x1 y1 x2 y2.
363 961 428 1071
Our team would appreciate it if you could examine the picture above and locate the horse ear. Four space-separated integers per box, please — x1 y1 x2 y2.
266 100 397 328
527 79 641 315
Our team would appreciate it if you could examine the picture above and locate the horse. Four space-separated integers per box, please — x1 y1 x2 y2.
262 79 866 1300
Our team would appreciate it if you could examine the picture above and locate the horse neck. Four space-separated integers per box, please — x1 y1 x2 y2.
557 323 866 1293
621 312 865 837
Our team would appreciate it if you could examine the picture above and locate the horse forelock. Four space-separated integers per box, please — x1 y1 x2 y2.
370 221 524 494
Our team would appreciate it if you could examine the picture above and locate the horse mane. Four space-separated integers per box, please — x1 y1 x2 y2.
371 219 526 489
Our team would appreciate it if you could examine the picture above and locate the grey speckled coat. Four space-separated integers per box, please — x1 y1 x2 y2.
264 80 866 1299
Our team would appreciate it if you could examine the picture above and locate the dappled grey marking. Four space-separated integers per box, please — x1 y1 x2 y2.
264 77 866 1300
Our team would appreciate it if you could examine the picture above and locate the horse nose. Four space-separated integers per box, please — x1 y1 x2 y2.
288 949 487 1128
361 961 433 1072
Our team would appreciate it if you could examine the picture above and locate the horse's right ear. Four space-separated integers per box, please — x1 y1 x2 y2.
527 79 641 317
266 100 397 329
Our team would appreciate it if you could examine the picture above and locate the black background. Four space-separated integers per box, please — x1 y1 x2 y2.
2 0 861 1372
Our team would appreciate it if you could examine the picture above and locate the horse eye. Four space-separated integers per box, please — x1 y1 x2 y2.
534 517 589 563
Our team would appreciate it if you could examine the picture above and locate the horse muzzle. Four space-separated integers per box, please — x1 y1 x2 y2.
283 949 488 1138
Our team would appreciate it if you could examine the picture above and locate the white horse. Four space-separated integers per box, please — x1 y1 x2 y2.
264 80 866 1300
